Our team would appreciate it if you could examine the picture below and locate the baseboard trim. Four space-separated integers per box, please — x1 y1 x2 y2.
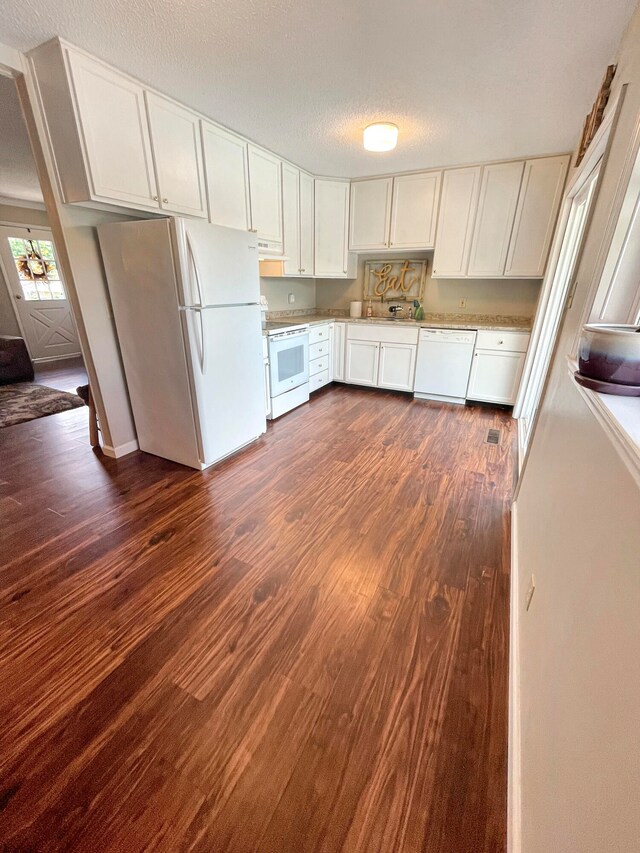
102 439 139 459
33 353 83 363
508 500 522 853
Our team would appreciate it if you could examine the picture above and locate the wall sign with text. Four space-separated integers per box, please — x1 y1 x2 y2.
363 259 427 302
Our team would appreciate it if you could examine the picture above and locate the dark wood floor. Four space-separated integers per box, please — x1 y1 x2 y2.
0 384 513 852
34 355 88 393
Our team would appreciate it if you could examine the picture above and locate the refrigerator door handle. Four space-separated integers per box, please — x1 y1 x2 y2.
186 230 204 308
199 309 208 376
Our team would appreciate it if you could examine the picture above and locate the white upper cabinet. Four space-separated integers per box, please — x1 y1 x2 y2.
282 163 301 276
432 167 482 277
349 178 393 250
299 171 314 276
201 122 250 231
247 145 283 253
389 171 441 249
65 50 159 209
505 155 570 277
467 161 524 277
145 93 207 218
315 179 354 278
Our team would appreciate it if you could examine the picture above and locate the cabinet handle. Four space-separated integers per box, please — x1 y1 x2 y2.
162 198 168 204
153 195 158 201
497 340 504 345
301 268 306 273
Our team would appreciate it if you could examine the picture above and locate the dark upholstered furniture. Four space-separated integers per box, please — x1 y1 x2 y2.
0 336 34 385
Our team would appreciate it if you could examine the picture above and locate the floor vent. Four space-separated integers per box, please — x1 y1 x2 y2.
485 428 501 446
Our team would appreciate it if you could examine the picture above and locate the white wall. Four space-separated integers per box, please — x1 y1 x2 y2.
260 276 316 312
0 203 49 337
315 251 541 317
513 5 640 852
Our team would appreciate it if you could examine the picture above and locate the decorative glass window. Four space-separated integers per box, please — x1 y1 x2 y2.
7 237 65 301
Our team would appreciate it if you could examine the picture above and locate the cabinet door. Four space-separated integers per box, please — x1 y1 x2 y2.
505 155 570 277
67 51 159 209
247 145 283 249
315 179 351 277
378 342 417 391
201 122 250 231
349 178 393 250
432 167 481 276
332 322 346 381
467 349 526 404
282 163 301 275
146 93 207 218
345 340 379 386
299 171 314 276
467 161 524 277
389 171 441 249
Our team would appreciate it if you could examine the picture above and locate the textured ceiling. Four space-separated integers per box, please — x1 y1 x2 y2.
1 0 637 180
0 75 43 203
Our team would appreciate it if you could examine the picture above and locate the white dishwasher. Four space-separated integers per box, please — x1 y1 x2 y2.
414 328 477 404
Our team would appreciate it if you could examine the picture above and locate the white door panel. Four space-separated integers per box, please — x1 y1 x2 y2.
349 178 393 250
378 342 416 391
172 218 260 307
201 121 251 231
183 304 266 466
146 92 207 218
390 171 441 249
467 349 526 404
468 161 524 277
67 51 159 209
432 166 482 276
345 340 379 386
0 227 81 361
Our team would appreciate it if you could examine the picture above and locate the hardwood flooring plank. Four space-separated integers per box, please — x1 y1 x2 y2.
0 381 514 852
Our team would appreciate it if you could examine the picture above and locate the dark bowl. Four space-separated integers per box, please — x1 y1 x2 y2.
578 323 640 386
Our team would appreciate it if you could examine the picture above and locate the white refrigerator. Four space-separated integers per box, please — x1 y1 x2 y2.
98 217 266 469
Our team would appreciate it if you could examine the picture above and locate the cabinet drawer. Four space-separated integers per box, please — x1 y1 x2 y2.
475 330 530 352
309 340 330 360
310 369 330 391
347 323 419 345
309 323 331 345
309 356 329 376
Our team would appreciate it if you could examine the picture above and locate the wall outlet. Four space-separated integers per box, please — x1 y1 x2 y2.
525 574 536 611
288 293 295 305
458 298 467 309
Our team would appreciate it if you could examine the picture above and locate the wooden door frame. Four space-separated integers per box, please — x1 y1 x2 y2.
0 221 80 362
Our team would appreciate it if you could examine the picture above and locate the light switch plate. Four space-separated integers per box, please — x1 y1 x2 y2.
288 293 295 304
525 574 536 611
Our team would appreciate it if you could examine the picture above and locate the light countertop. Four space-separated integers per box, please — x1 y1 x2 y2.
264 312 533 333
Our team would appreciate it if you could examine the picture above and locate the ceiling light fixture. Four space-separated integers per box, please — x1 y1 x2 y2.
363 122 398 152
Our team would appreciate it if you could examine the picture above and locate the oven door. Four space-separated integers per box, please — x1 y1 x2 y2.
268 333 309 397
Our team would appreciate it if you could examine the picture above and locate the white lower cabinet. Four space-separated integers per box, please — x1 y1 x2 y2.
467 349 526 404
378 342 417 391
346 340 380 386
345 323 418 391
309 323 333 393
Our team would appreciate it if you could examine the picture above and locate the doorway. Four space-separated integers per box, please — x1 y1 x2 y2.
514 161 601 455
0 225 81 361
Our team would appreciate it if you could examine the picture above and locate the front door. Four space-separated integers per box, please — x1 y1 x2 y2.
0 226 81 361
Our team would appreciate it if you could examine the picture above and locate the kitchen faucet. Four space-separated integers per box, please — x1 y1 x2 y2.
388 305 404 318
